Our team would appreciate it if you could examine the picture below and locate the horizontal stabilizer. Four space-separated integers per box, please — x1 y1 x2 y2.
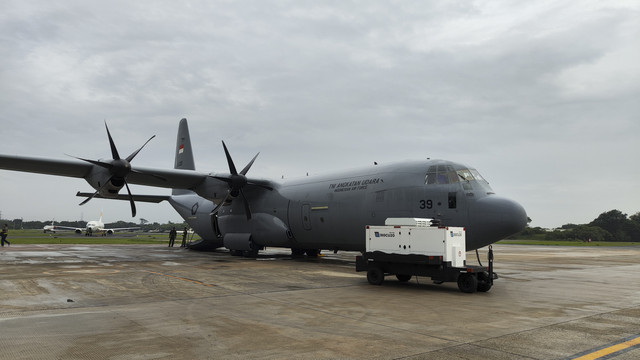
76 192 170 203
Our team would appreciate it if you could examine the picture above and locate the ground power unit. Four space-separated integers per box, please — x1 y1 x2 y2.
356 218 494 293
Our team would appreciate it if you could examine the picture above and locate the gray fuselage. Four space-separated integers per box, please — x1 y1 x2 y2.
172 159 527 252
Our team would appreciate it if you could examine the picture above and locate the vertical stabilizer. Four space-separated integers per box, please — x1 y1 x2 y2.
173 118 196 195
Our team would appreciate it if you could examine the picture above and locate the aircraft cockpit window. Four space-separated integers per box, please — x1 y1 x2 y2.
425 165 459 185
456 169 474 181
470 169 488 184
454 168 493 191
447 171 459 183
425 166 437 184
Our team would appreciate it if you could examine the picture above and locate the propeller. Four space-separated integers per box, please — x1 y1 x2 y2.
209 141 272 220
72 121 156 217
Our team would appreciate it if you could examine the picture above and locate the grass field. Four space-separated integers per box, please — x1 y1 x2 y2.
5 229 172 245
498 239 640 247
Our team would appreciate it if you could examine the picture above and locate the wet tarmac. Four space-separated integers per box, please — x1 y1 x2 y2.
1 244 639 359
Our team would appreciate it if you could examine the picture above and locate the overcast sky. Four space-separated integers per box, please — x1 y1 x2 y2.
1 0 638 228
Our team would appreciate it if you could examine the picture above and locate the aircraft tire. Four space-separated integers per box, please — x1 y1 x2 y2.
305 249 319 257
367 267 384 285
396 274 412 282
291 248 306 257
457 273 478 293
476 272 492 292
243 250 259 258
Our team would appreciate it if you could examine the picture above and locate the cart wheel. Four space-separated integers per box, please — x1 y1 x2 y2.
457 273 477 293
477 271 492 292
367 267 384 285
396 274 412 282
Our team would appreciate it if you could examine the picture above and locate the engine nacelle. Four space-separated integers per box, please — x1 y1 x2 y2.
194 176 237 203
223 233 255 251
84 166 124 198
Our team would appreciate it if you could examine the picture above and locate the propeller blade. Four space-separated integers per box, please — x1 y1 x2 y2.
209 192 232 216
131 169 167 181
239 188 252 220
126 135 156 162
221 141 238 175
211 175 234 185
213 141 271 221
240 152 260 175
79 191 98 206
104 121 121 160
79 175 114 206
124 180 136 217
247 181 273 191
71 122 156 217
68 155 113 170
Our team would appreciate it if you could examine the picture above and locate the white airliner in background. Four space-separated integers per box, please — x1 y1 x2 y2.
43 220 80 233
43 212 138 235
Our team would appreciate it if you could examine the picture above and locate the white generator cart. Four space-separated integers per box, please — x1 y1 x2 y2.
355 218 494 293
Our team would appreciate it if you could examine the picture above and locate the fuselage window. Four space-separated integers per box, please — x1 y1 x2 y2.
448 192 457 209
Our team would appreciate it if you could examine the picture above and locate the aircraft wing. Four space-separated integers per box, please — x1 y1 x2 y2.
103 227 140 232
125 166 209 189
44 225 81 233
0 154 275 203
0 154 92 178
0 154 209 190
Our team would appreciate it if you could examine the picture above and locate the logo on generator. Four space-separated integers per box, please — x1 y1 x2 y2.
374 231 395 238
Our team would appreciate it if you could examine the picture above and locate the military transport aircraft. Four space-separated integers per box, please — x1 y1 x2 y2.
0 119 527 255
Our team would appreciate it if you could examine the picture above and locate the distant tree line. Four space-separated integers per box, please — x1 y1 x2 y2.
4 209 639 241
1 218 189 233
513 210 640 242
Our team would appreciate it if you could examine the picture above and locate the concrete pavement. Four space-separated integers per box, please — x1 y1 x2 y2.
0 244 638 359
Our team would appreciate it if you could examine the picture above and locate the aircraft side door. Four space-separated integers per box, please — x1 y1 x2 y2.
302 203 312 230
287 200 310 244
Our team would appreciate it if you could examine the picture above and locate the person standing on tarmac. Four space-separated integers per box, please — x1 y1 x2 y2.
1 224 10 247
180 227 188 248
168 226 177 247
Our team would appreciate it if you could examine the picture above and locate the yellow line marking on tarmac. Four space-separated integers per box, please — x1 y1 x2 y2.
573 335 640 360
142 270 215 287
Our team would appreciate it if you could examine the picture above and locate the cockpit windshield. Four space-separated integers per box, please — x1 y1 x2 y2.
425 165 492 191
424 165 459 185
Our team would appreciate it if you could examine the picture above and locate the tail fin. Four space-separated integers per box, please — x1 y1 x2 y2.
173 118 196 195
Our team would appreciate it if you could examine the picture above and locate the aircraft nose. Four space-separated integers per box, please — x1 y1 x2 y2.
467 195 528 250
